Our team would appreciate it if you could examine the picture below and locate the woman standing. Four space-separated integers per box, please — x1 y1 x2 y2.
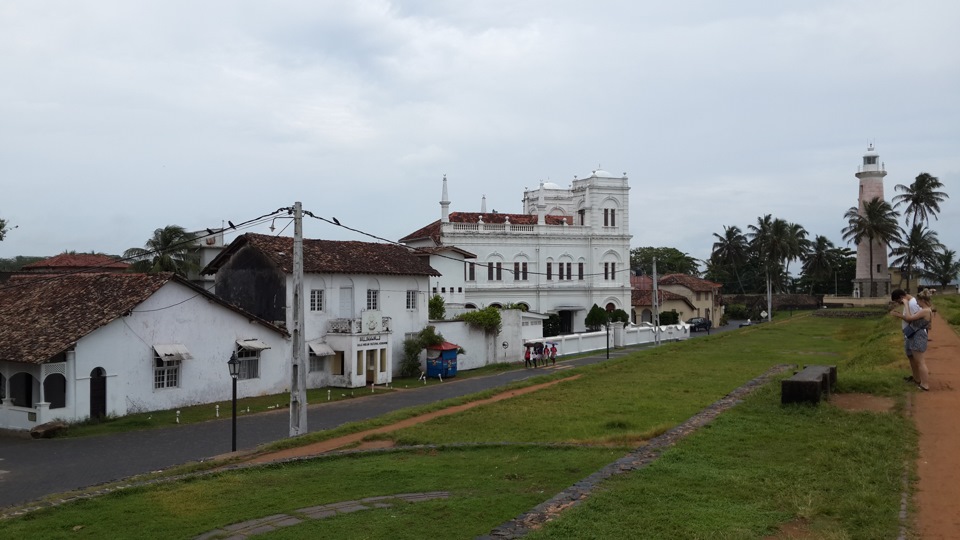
896 289 935 391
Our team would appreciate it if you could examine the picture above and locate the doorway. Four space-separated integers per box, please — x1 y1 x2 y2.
90 367 106 419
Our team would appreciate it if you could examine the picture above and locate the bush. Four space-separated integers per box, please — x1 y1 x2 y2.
400 326 446 377
585 304 609 331
544 314 561 337
610 309 630 324
456 306 502 334
725 303 750 319
659 310 679 325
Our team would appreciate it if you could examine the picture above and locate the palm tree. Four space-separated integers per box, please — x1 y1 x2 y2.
748 215 793 320
923 249 960 290
893 172 949 227
124 225 200 277
800 235 837 293
889 224 942 293
710 225 749 293
785 222 812 276
0 217 7 241
841 198 901 297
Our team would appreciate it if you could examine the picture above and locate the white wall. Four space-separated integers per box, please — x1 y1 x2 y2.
53 281 289 425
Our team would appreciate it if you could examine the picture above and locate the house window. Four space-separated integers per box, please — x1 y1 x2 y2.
366 289 379 310
558 262 563 281
566 262 572 280
578 209 585 225
406 290 418 310
379 349 387 373
604 262 616 280
695 292 701 301
487 263 494 281
309 355 323 372
604 208 616 227
514 262 528 281
547 262 553 280
235 347 260 380
356 351 364 375
578 262 584 280
310 289 323 312
496 262 502 280
154 355 180 389
466 262 476 281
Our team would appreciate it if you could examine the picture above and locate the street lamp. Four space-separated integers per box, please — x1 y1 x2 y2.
227 352 240 452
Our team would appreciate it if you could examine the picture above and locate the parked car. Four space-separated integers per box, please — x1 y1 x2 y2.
686 317 711 332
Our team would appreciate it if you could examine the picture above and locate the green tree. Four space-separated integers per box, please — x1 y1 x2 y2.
710 225 749 293
124 225 200 276
0 217 7 241
630 247 700 276
400 326 445 377
800 235 838 293
893 172 949 227
748 215 794 320
842 198 901 297
584 304 609 331
610 308 629 324
889 224 942 293
428 294 446 320
924 249 960 289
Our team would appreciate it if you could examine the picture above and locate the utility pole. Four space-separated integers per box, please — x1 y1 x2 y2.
290 202 307 436
652 257 660 346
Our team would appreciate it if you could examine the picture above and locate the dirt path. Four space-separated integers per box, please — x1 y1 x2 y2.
245 375 581 465
913 314 960 539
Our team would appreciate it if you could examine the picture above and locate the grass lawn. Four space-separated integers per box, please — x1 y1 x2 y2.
1 311 919 538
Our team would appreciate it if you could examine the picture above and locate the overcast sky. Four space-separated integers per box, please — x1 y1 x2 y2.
2 1 958 270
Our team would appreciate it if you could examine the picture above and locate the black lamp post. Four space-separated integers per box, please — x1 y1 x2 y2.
227 352 240 452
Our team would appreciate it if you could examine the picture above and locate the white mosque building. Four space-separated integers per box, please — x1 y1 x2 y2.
400 169 632 334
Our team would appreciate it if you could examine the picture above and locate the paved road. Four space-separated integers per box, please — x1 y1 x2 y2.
0 345 656 509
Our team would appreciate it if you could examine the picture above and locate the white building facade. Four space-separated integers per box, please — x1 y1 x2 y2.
204 234 439 388
401 170 632 334
0 273 289 431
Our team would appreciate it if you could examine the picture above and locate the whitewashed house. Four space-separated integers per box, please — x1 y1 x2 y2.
0 273 289 431
203 233 440 388
400 170 632 333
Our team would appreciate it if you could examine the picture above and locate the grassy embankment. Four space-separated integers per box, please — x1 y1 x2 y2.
1 312 917 539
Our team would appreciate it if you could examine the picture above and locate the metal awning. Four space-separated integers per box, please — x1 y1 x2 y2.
308 341 335 356
153 344 193 362
236 339 271 351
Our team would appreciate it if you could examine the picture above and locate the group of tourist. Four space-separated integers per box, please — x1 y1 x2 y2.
523 342 557 368
891 287 937 392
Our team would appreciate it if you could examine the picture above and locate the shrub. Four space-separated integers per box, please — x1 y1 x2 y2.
456 306 502 334
659 310 679 325
610 309 630 324
400 326 446 377
725 303 750 319
585 304 609 331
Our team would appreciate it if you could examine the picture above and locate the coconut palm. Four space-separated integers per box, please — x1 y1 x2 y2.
710 225 749 293
842 198 901 297
785 222 812 276
924 249 960 289
893 172 949 227
124 225 200 277
800 235 837 293
748 215 794 320
889 224 942 293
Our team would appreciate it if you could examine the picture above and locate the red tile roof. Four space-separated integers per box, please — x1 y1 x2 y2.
631 288 694 308
0 273 171 364
399 212 574 244
204 233 440 277
658 273 722 292
21 253 129 272
0 273 287 365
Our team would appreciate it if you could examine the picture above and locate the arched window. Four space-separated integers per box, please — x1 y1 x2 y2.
9 372 37 408
43 374 67 409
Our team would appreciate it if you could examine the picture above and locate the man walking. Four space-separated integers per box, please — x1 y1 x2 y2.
891 289 921 383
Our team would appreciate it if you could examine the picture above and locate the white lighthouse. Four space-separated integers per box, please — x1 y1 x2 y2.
852 144 891 298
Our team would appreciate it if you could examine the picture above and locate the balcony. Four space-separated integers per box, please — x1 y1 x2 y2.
328 317 393 334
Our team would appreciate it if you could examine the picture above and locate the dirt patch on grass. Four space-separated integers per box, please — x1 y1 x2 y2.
829 393 895 413
763 519 814 539
244 375 582 465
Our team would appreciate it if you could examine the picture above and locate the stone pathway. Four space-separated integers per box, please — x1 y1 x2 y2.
194 492 450 539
